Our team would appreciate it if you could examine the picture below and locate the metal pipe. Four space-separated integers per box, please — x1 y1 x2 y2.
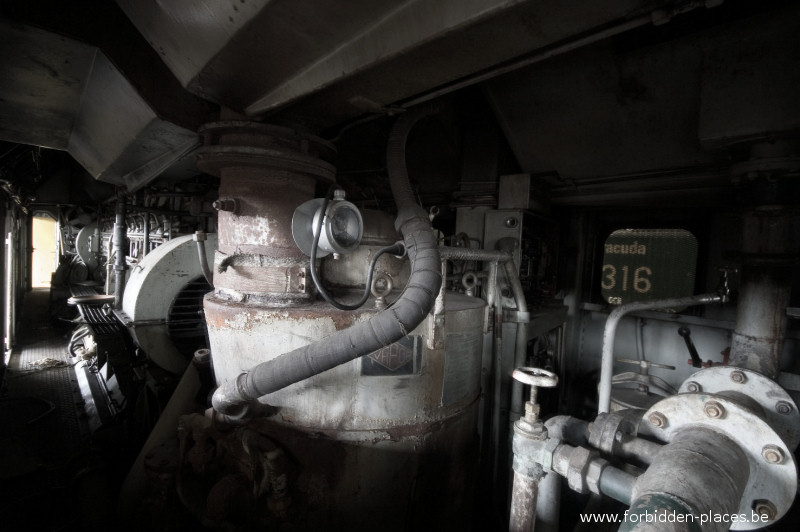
193 231 214 288
534 471 561 532
598 293 726 414
490 281 504 493
635 318 645 362
502 256 530 422
545 415 589 446
439 247 511 262
510 470 542 532
211 105 443 417
598 467 636 506
142 214 149 258
621 427 749 532
113 201 128 309
486 262 498 309
617 435 662 465
105 235 114 295
730 207 795 379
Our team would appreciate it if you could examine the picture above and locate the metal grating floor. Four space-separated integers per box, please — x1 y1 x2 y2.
0 288 89 531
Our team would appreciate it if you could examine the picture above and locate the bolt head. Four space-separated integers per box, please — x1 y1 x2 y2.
648 412 667 428
730 370 747 384
704 400 725 419
686 381 701 393
762 445 785 464
776 401 793 415
753 500 777 521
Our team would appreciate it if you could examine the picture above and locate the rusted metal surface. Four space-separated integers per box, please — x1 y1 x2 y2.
196 121 335 299
730 207 797 379
204 293 485 430
173 398 479 530
216 404 477 531
213 256 310 300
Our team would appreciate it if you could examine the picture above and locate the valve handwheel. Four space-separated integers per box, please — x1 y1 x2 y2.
512 367 558 388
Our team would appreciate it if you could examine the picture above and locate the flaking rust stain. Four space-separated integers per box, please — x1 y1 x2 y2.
231 217 279 246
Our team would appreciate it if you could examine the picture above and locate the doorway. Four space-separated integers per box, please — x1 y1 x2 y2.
32 214 57 288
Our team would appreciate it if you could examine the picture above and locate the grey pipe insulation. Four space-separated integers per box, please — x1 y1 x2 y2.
211 105 443 417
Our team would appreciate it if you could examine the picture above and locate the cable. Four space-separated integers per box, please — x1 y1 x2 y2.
309 185 404 310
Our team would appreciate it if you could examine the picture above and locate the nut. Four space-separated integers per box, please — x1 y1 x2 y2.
704 400 725 419
648 412 667 428
730 370 747 384
753 500 777 521
686 381 701 393
761 445 785 464
776 401 793 415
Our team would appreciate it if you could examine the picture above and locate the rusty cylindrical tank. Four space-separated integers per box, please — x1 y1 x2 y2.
196 122 483 530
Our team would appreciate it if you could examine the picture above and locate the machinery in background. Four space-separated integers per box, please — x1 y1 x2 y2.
64 188 217 439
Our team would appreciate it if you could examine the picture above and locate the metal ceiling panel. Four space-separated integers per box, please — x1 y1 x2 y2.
0 19 198 188
484 38 717 181
0 19 96 150
67 52 197 185
119 0 674 128
484 3 800 186
698 4 800 147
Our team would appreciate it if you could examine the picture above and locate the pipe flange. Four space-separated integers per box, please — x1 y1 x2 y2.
196 121 336 181
644 393 797 530
678 366 800 449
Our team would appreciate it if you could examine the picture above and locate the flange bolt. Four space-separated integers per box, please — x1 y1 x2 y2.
776 401 793 415
213 198 238 212
730 370 747 384
704 400 725 419
753 500 777 521
761 445 785 465
686 381 700 393
648 412 667 428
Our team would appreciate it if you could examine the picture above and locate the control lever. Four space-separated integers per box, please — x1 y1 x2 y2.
678 326 702 368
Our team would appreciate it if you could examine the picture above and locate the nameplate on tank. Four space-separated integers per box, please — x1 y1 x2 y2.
362 335 421 376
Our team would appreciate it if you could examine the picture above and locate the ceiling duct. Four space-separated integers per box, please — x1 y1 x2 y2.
0 19 198 190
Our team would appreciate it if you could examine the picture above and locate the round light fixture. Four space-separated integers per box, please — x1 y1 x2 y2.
292 195 363 258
